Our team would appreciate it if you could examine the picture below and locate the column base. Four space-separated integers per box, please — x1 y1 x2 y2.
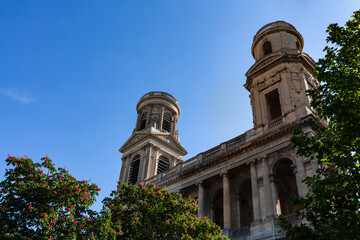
222 228 231 237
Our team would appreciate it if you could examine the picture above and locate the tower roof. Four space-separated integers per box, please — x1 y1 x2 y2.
136 91 181 116
251 21 304 59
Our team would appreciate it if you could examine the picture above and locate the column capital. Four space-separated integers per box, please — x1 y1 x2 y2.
250 160 257 167
152 145 161 151
269 173 278 183
220 170 228 177
196 180 203 186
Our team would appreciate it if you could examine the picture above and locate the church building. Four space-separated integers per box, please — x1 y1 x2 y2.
118 21 324 240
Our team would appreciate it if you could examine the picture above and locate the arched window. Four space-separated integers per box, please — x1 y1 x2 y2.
275 159 299 215
162 112 172 132
139 111 147 130
157 155 170 174
128 155 140 184
263 41 272 55
296 41 301 51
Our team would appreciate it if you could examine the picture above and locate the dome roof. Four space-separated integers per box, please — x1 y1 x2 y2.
136 91 181 115
251 21 304 59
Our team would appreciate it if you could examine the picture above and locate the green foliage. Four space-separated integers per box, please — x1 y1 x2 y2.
103 182 228 240
0 156 227 239
281 10 360 240
0 155 112 239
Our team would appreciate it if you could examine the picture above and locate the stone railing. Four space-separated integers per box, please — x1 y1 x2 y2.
268 116 283 129
226 133 246 151
203 145 221 159
182 156 198 168
254 23 276 39
140 91 178 103
231 226 251 238
145 132 249 184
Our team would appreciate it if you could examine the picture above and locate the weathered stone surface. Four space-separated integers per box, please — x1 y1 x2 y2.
119 21 323 239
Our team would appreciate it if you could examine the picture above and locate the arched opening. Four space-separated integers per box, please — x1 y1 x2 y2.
239 179 253 227
275 159 299 216
139 111 147 130
263 41 272 55
128 155 140 184
157 155 170 174
162 112 172 132
213 189 224 229
296 41 301 52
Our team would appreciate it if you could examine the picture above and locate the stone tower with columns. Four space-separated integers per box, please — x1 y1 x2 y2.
119 21 324 239
119 91 187 185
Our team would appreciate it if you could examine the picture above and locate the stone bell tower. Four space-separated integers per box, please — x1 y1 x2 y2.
119 92 187 184
245 21 319 130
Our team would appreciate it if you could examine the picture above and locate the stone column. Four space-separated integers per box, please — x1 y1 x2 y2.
142 145 152 180
159 106 164 130
236 193 241 228
145 106 152 128
152 147 159 176
135 113 140 130
197 182 204 217
222 172 231 230
269 174 280 215
119 157 126 182
250 161 261 221
262 157 274 217
295 156 308 196
123 156 131 183
138 147 147 183
171 116 176 136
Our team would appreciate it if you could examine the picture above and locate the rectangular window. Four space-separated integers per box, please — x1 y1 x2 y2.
265 89 282 120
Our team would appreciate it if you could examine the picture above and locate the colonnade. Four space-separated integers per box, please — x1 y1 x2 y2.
195 156 307 231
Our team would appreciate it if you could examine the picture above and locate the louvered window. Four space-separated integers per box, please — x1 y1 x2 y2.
139 112 147 130
128 155 140 184
157 156 170 174
162 112 172 132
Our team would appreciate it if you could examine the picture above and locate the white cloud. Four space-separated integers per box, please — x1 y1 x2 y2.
1 89 35 104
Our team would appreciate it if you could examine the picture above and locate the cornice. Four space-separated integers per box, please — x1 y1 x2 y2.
245 52 316 91
119 131 187 156
155 114 323 188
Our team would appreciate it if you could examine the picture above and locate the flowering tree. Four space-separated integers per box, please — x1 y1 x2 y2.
103 182 227 240
0 155 115 240
1 155 227 239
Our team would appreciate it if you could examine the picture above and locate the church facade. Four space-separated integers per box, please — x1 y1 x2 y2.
118 21 323 240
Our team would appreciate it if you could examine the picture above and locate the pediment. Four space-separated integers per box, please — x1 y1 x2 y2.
119 131 187 156
245 53 284 90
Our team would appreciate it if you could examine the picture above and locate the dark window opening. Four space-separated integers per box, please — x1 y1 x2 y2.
263 41 272 55
266 89 282 120
157 155 170 174
128 155 140 184
213 189 224 229
162 112 172 132
276 159 299 215
296 41 301 51
139 112 147 130
239 179 253 227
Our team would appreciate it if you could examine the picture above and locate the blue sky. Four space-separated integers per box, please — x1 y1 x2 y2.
1 1 359 210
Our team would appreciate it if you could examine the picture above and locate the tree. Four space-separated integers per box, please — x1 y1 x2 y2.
280 10 360 240
0 155 227 239
0 155 115 239
103 182 228 240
